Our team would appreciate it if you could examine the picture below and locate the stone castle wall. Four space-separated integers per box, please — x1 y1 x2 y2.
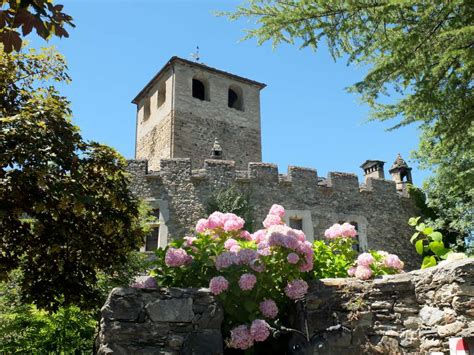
98 259 474 354
128 158 421 269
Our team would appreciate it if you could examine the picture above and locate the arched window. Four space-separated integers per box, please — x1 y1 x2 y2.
192 78 206 100
157 81 166 108
228 85 243 111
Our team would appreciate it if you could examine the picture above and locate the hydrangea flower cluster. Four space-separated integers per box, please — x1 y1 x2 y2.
284 279 309 300
196 212 245 233
324 222 358 239
130 275 157 289
348 251 405 280
164 247 193 267
229 319 271 350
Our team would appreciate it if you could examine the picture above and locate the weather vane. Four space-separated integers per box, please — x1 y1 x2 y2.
190 46 200 62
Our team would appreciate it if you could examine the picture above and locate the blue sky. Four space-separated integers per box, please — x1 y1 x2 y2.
33 0 429 186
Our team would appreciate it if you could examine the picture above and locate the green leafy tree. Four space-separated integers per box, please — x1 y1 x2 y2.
0 46 146 311
226 1 474 235
206 185 254 231
0 0 74 52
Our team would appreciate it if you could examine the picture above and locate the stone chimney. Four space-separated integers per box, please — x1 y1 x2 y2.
360 160 385 183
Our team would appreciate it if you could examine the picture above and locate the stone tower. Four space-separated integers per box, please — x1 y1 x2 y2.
132 57 266 170
389 154 413 193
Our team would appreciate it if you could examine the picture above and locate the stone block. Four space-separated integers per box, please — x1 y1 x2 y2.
288 166 318 184
248 162 278 182
146 298 194 323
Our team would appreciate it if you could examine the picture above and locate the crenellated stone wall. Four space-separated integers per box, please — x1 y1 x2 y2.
97 259 474 355
127 158 421 269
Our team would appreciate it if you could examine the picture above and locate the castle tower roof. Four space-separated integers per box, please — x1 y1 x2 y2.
389 154 410 172
132 56 266 104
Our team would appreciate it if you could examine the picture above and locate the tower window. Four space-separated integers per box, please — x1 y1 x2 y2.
228 85 243 111
157 81 166 107
143 97 151 121
192 78 206 100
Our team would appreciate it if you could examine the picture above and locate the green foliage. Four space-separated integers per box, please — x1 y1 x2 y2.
151 234 221 288
0 270 96 353
0 46 146 311
226 1 474 236
0 0 74 52
206 185 254 231
312 238 356 278
409 216 452 268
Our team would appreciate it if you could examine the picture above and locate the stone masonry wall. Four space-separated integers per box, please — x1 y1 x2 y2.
98 287 224 354
127 158 421 269
97 259 473 354
290 258 474 354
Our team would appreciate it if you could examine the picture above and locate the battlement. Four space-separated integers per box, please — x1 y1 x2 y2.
128 158 401 197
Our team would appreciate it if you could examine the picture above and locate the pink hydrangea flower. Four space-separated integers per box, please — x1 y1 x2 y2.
165 248 193 267
183 236 197 246
238 273 257 291
130 276 157 289
223 213 245 232
224 238 239 250
215 251 236 270
357 252 375 267
263 214 282 228
230 245 241 253
209 276 229 295
347 267 356 277
355 265 373 280
259 299 278 319
229 325 253 350
324 223 357 239
207 212 224 229
384 254 404 270
251 229 267 243
250 319 270 342
291 229 306 242
240 230 252 240
287 252 300 264
236 248 259 265
341 222 358 238
268 204 285 218
284 279 309 300
195 218 209 233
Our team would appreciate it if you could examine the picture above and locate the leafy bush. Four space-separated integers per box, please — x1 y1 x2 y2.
409 216 469 268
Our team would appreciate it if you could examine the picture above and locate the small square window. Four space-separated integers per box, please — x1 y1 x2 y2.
289 217 303 231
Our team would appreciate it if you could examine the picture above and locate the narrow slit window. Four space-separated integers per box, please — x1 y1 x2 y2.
145 209 160 251
143 97 151 120
157 81 166 107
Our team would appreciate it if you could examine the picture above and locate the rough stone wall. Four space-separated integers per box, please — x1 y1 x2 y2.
291 258 474 354
97 260 474 354
135 113 172 171
127 158 421 269
98 287 224 355
172 111 261 170
171 61 262 169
